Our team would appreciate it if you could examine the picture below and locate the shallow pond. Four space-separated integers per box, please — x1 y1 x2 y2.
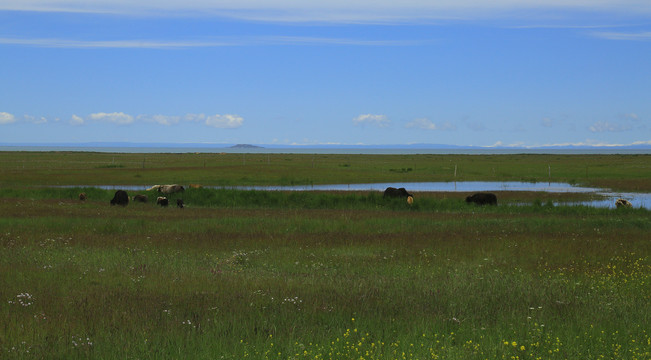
87 181 650 210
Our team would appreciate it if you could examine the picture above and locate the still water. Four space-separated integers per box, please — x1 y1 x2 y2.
89 181 650 209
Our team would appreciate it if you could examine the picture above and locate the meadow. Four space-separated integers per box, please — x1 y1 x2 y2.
0 152 650 359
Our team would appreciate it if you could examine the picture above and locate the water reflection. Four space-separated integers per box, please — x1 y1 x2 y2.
86 181 650 210
234 181 601 193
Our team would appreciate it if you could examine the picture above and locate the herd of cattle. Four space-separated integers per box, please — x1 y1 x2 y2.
99 183 186 208
80 184 634 209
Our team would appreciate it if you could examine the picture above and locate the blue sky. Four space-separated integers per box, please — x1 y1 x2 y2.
1 1 650 147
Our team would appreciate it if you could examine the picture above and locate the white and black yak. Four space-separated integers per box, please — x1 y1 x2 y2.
157 197 169 207
158 184 185 194
615 198 632 208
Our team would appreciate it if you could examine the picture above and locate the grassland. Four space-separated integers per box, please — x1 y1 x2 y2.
1 151 650 191
0 152 650 359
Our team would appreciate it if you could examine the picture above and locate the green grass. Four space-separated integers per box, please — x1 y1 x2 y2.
0 153 650 359
1 152 650 191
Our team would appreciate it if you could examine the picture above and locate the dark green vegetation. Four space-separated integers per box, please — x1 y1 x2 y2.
0 152 650 359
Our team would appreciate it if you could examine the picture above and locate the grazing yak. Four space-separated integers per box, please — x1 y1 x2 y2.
466 192 498 206
133 194 148 203
383 187 414 205
156 197 169 207
615 198 632 208
79 193 87 201
177 199 184 209
110 190 129 206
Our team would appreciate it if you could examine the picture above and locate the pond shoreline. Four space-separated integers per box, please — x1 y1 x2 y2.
52 181 650 209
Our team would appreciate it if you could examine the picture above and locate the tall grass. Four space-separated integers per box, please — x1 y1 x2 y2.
1 185 649 359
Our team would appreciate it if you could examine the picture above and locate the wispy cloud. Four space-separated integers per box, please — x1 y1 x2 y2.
184 113 244 128
0 112 16 124
352 114 390 127
3 0 651 23
405 118 437 130
70 114 84 125
405 118 456 131
24 115 48 124
589 114 645 133
138 114 182 125
0 36 421 49
591 31 651 41
0 37 236 49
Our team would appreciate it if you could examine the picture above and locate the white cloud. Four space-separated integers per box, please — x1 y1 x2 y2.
0 112 16 124
184 113 206 122
406 118 437 130
353 114 389 127
138 114 181 125
204 114 244 128
22 115 48 124
88 112 134 124
70 114 84 125
5 0 649 22
541 117 553 127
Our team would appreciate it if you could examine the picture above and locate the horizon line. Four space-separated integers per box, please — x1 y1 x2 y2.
1 141 650 150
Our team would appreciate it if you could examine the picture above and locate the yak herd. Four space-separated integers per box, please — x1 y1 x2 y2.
106 184 186 208
92 184 632 209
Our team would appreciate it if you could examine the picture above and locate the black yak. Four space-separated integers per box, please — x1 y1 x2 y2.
133 194 148 203
383 187 414 205
177 199 184 209
465 192 497 206
110 190 129 206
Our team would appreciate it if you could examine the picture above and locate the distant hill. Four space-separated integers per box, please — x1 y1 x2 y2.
230 144 263 149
